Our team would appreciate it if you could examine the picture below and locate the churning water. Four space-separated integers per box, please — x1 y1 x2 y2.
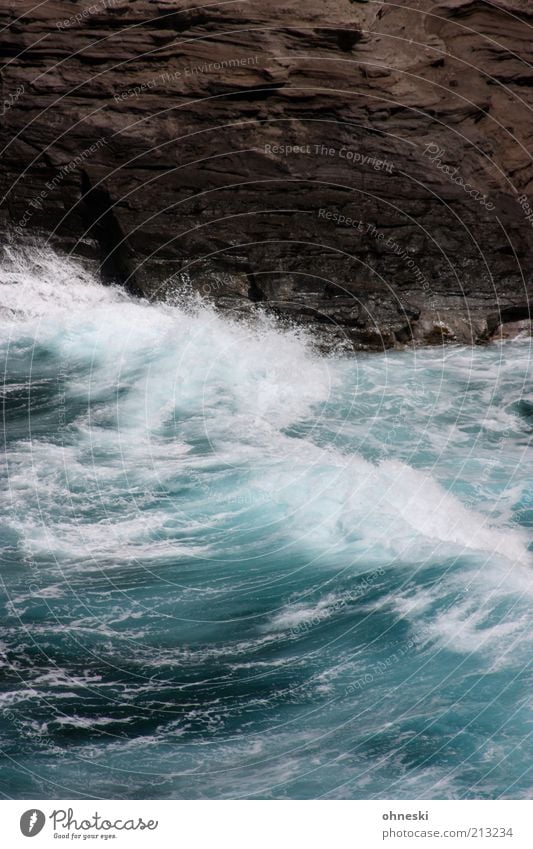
0 247 531 799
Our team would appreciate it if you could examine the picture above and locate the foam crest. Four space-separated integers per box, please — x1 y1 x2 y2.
0 245 126 322
1 246 531 575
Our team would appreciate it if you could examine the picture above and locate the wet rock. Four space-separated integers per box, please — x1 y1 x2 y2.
1 0 532 349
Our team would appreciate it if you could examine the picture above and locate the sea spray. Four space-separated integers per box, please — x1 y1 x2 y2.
0 247 531 800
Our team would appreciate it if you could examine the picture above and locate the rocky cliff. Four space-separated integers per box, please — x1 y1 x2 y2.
1 0 532 349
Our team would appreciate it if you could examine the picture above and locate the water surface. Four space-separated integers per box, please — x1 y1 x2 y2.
1 248 531 799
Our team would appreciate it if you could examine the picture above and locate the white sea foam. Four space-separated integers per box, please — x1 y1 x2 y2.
1 246 531 576
265 593 345 632
2 246 532 801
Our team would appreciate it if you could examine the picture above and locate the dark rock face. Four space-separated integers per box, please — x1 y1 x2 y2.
1 0 532 349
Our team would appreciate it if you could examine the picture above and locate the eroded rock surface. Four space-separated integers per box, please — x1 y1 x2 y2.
1 0 532 349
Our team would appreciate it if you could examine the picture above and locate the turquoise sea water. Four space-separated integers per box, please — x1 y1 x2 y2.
0 248 531 799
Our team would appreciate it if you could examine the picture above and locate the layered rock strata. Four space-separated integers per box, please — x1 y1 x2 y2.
1 0 532 348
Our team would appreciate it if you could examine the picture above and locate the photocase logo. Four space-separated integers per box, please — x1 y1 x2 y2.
20 810 46 837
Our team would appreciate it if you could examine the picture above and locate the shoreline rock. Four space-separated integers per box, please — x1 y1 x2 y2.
1 0 532 350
